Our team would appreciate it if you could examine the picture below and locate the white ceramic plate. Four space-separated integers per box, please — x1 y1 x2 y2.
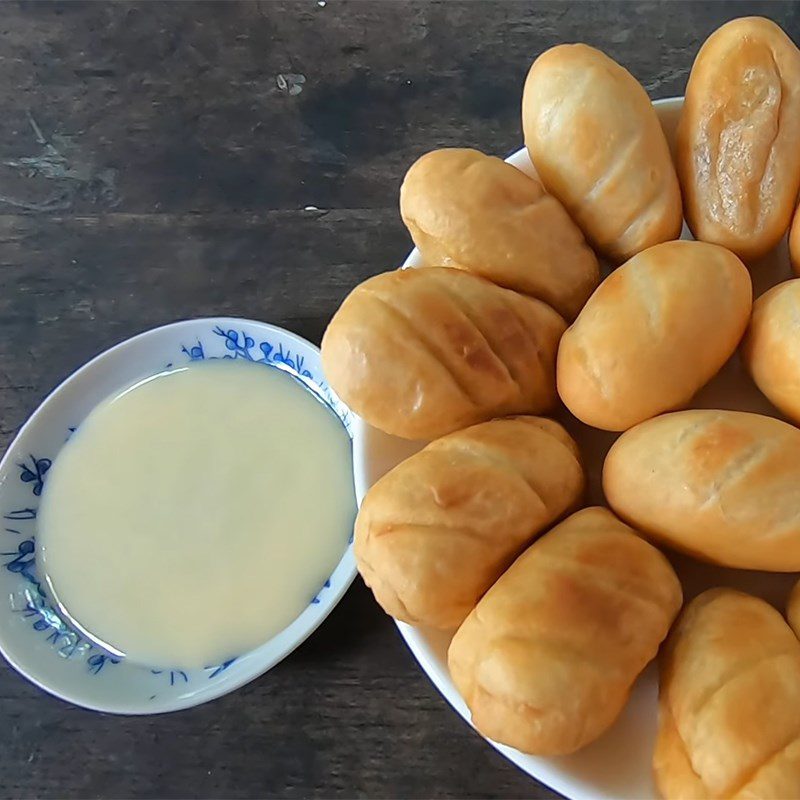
0 317 357 714
351 98 798 799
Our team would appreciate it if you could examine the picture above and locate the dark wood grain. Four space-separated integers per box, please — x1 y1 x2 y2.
0 2 798 798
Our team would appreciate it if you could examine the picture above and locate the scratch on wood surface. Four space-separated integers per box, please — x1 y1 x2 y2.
0 112 120 212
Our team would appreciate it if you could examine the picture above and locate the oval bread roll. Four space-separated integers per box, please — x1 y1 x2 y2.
655 589 800 799
604 409 800 571
522 44 682 263
448 506 682 756
742 279 800 423
677 17 800 261
791 205 800 275
399 148 599 320
355 416 585 629
321 267 566 440
557 240 752 431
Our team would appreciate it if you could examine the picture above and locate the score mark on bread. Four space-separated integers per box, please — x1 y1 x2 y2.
321 267 565 440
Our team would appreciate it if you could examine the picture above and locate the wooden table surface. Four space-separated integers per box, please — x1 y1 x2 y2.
0 2 796 797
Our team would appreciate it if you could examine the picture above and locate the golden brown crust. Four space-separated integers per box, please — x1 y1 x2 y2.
321 267 566 440
677 17 800 261
399 148 600 320
604 410 800 571
354 416 585 629
654 698 711 800
448 506 682 756
742 279 800 424
522 44 682 263
656 589 800 798
557 240 752 431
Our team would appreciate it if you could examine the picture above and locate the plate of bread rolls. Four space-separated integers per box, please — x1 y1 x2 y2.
322 16 800 800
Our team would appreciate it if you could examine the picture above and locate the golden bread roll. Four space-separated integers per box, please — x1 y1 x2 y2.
448 506 682 756
791 205 800 276
557 240 751 431
677 17 800 261
742 279 800 423
604 409 800 571
355 416 585 629
522 44 682 263
787 579 800 642
321 267 566 440
399 148 599 320
655 589 800 799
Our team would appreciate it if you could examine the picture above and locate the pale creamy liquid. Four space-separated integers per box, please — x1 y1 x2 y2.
37 360 356 669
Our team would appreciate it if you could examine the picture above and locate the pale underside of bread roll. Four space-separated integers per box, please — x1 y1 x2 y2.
557 240 752 431
522 43 682 263
604 409 800 571
656 589 800 799
677 17 800 261
448 506 682 756
399 147 599 320
321 267 566 440
355 416 585 629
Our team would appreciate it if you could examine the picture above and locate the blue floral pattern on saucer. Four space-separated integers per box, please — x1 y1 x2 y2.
0 318 357 714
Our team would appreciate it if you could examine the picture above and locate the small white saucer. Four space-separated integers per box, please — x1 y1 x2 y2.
0 317 357 714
